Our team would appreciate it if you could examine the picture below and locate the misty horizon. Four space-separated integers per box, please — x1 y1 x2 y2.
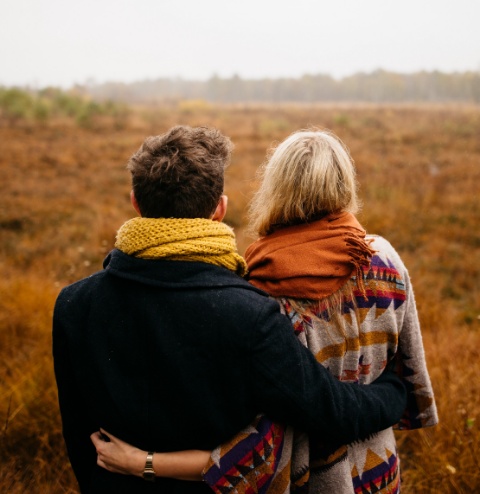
2 0 479 89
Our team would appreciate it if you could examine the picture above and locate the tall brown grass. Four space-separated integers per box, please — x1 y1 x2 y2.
1 103 479 493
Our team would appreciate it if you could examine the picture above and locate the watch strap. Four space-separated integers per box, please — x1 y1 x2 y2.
142 451 156 481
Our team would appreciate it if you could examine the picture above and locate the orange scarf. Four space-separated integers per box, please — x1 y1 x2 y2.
245 212 375 300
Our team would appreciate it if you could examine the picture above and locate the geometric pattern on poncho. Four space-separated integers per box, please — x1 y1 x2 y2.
203 236 438 494
351 448 400 494
203 415 287 493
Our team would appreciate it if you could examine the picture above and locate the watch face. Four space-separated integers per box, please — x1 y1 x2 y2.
143 469 156 481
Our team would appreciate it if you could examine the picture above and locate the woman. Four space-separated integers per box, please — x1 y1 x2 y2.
91 129 438 492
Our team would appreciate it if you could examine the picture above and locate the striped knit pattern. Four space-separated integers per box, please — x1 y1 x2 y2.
203 235 438 493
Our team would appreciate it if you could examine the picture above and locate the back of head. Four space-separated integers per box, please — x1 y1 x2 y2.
127 125 232 218
249 129 359 236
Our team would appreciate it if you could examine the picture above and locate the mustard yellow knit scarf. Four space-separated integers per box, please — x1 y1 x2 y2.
115 217 248 277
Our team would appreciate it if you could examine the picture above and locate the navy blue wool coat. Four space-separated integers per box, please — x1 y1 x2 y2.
53 249 406 493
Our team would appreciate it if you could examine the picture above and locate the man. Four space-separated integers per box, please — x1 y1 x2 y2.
53 125 405 493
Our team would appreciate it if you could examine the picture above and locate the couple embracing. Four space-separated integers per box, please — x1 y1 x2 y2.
53 125 437 493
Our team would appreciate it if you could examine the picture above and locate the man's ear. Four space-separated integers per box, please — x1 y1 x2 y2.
130 190 142 216
211 195 228 222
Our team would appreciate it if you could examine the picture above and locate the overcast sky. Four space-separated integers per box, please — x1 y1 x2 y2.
1 0 479 88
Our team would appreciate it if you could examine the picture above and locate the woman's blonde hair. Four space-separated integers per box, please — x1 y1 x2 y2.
249 129 359 237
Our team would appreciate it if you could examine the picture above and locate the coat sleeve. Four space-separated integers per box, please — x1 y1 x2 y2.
394 269 438 429
52 294 97 492
249 300 407 446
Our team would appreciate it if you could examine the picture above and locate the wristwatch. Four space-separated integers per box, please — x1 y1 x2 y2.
142 451 156 481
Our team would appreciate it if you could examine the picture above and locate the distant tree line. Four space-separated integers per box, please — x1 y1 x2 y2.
0 87 129 127
2 70 478 127
83 70 480 104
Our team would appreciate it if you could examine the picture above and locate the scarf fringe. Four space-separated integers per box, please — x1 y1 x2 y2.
345 233 377 299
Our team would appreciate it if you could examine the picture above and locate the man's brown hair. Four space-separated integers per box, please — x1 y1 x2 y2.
127 125 233 218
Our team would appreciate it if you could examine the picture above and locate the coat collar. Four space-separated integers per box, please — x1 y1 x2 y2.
103 249 267 294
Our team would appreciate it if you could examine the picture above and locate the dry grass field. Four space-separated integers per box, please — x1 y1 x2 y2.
1 103 479 493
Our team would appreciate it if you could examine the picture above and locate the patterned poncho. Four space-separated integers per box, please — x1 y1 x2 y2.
203 235 438 494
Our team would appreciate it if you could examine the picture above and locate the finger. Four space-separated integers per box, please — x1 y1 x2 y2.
100 428 116 442
97 457 115 472
98 429 110 441
100 428 125 445
90 432 102 447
